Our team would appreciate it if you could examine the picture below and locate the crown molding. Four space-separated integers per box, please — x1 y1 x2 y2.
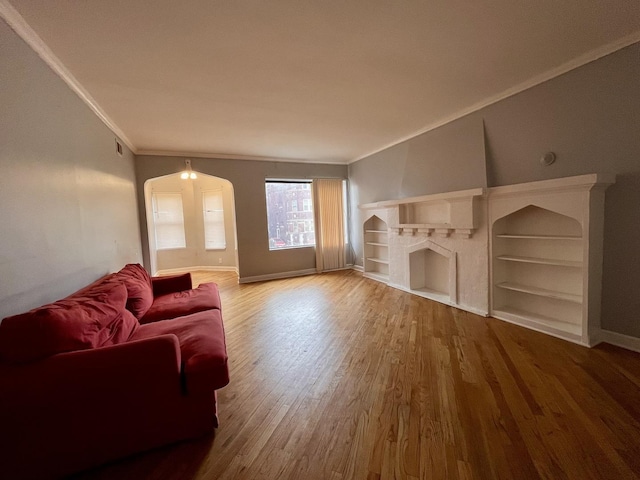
350 31 640 164
0 0 137 153
136 149 348 165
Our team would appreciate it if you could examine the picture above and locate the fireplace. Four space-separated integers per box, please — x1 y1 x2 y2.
406 240 457 305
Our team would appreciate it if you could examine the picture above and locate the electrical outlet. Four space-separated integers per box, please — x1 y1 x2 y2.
218 258 222 264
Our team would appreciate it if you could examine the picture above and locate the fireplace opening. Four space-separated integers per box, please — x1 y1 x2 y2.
409 248 449 295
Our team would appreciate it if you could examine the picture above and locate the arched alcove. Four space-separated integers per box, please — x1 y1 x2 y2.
363 215 389 282
491 204 584 337
144 171 238 276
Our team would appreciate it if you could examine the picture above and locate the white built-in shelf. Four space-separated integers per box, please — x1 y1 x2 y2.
490 173 615 347
367 257 389 265
497 255 582 268
496 282 582 304
411 287 450 304
493 307 582 337
364 271 389 283
496 234 582 241
363 214 390 284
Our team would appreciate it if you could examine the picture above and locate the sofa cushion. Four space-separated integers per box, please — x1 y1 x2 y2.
0 282 135 364
131 309 229 391
140 282 221 324
115 264 154 319
152 273 192 297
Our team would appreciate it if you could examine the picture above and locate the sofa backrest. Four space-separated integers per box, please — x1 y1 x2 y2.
114 263 154 319
0 277 139 364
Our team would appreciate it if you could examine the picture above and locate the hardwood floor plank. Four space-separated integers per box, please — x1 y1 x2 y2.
70 270 640 480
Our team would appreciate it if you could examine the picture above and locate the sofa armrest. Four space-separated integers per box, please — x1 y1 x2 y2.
0 335 189 480
0 334 182 405
152 273 193 297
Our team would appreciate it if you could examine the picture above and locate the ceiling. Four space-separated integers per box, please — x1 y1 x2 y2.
3 1 640 164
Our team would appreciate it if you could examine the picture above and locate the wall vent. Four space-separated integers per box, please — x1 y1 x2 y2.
115 138 123 157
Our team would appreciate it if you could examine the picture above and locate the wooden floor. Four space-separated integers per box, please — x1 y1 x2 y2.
72 269 640 480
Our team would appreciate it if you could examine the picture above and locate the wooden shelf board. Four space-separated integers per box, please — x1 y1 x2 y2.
496 282 582 304
493 307 582 337
496 234 582 241
366 242 388 247
496 255 582 268
365 229 387 234
366 257 389 265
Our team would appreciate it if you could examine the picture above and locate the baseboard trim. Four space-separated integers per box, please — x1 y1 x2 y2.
387 282 490 317
598 329 640 353
154 265 239 276
239 268 317 284
351 264 364 273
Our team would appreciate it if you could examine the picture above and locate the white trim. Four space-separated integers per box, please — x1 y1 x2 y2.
360 187 485 209
137 149 346 165
488 173 616 198
598 329 640 353
154 265 239 276
387 282 489 317
0 1 136 153
350 32 640 164
351 264 364 273
491 312 589 347
239 268 317 284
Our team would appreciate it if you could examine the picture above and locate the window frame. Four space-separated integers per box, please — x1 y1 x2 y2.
202 188 226 251
151 192 187 251
265 180 316 251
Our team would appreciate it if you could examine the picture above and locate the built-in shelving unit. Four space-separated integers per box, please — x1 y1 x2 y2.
359 188 484 312
363 216 389 282
488 174 615 346
358 174 614 347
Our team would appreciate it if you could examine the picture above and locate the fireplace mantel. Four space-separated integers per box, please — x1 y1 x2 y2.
360 188 484 239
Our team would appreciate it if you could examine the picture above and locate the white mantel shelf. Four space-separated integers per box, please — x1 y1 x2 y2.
360 187 485 239
359 187 485 209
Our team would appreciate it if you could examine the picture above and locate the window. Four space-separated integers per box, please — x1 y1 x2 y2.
203 189 226 249
265 181 315 250
152 193 186 250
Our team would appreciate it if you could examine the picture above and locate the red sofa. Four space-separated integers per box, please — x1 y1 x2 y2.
0 264 229 480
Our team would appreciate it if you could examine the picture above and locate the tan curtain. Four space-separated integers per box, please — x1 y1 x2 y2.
313 178 345 272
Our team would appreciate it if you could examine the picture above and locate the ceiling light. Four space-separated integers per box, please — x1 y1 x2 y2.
181 159 197 179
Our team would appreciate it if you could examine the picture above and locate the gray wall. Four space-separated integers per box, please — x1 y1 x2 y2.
135 156 347 280
349 42 640 338
0 19 142 319
349 114 487 266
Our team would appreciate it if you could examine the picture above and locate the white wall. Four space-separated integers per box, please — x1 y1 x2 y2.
145 173 238 273
0 18 143 319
